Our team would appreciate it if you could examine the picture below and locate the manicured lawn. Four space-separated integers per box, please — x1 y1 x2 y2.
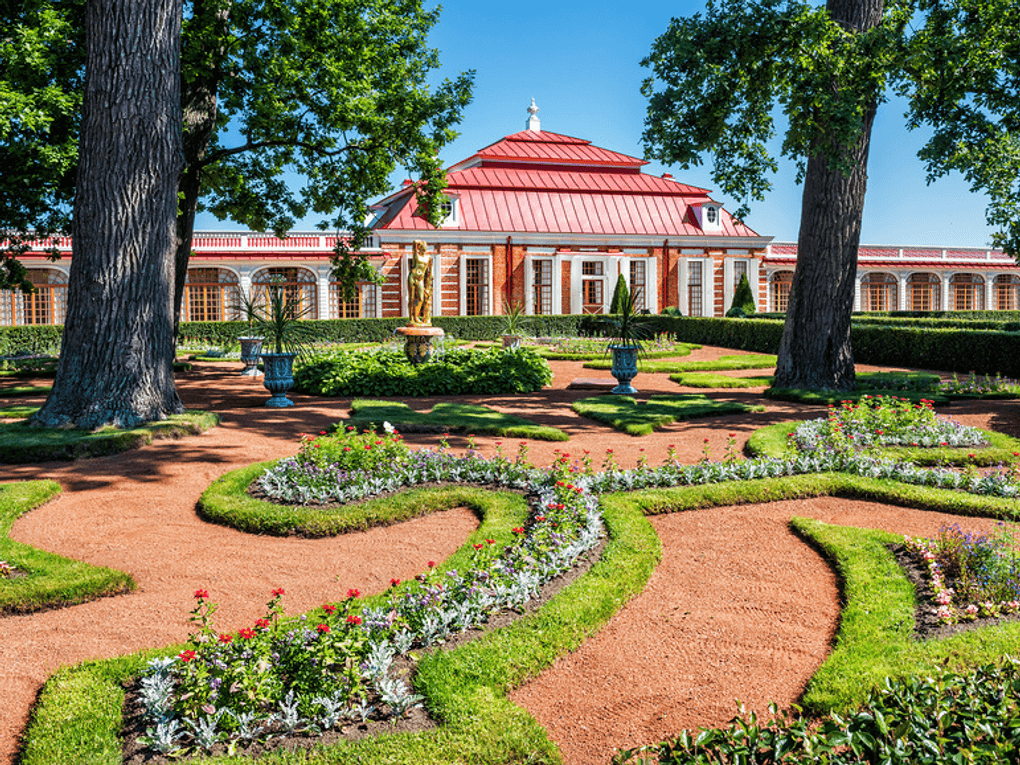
0 410 219 464
0 385 51 397
0 481 135 614
343 399 569 441
573 394 766 436
672 372 773 388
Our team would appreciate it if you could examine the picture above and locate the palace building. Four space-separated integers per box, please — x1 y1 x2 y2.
2 102 1018 327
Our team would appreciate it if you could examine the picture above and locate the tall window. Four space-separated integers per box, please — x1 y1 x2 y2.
581 261 603 314
330 282 377 319
183 268 239 322
687 261 703 316
0 269 68 326
254 267 318 319
907 273 940 312
732 259 748 291
465 258 489 315
532 259 553 315
630 259 647 311
995 275 1020 310
861 272 897 311
771 271 793 312
950 273 984 311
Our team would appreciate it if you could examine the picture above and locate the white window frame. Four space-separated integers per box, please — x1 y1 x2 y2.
459 253 493 315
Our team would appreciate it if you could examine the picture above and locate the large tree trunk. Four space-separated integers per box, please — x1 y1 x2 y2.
173 0 231 343
33 0 185 429
772 0 884 391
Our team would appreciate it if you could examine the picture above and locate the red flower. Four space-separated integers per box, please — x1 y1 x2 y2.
255 618 270 630
179 649 196 662
239 628 255 640
536 516 546 522
317 623 330 634
473 543 484 550
343 446 351 452
193 589 209 599
319 431 327 435
323 604 337 615
512 527 524 534
346 588 360 600
390 578 401 587
427 560 436 568
346 614 362 626
272 588 285 597
218 633 233 644
486 539 495 545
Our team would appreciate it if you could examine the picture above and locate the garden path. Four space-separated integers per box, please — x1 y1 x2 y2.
1 346 1017 765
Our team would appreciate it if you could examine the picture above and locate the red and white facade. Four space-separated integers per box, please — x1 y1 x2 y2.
3 103 1018 326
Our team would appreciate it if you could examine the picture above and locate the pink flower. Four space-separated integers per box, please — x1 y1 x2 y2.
323 604 337 615
272 588 285 597
427 560 436 568
346 588 360 600
194 589 209 599
390 578 401 587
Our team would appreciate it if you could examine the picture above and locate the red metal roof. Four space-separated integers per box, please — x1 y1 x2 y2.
374 128 758 238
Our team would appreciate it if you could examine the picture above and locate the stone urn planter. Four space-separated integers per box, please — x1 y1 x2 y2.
261 352 296 407
609 344 640 394
238 336 264 376
502 334 523 351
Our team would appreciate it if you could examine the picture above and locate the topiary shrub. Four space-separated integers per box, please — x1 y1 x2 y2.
725 273 756 318
609 275 630 315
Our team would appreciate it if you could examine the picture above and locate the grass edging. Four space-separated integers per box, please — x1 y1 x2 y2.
748 420 1020 467
0 481 136 615
198 461 534 537
0 410 220 464
792 517 1020 714
21 489 661 764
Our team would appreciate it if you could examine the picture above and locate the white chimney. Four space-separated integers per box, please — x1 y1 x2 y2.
526 98 541 132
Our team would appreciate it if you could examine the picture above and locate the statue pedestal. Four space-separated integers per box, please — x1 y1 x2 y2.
395 326 445 365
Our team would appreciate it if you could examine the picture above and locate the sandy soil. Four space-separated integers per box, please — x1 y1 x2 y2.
1 345 1017 764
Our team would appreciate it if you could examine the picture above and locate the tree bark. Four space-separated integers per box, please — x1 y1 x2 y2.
33 0 185 429
174 0 231 342
772 0 884 391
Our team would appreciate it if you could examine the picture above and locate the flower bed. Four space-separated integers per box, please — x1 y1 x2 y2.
136 472 601 756
905 523 1020 624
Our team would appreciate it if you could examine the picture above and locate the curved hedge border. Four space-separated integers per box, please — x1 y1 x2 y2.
748 421 1020 467
1 481 135 614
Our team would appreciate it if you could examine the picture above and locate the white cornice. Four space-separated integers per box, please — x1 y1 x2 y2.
376 230 772 249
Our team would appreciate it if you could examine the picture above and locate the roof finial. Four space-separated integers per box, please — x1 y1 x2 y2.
526 98 541 132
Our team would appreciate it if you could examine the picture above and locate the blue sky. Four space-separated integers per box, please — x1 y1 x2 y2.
197 0 997 250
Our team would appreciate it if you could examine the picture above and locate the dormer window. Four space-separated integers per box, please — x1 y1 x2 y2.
439 195 459 227
695 202 722 232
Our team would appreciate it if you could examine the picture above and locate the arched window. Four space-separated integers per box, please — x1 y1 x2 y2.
253 267 318 320
770 271 794 312
860 272 897 311
0 269 68 326
182 268 239 322
994 274 1020 311
907 273 940 311
949 273 984 311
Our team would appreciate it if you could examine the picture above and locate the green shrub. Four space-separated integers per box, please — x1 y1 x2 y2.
609 275 630 315
725 273 756 317
293 347 553 397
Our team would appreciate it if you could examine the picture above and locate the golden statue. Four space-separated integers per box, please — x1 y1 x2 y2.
407 240 433 326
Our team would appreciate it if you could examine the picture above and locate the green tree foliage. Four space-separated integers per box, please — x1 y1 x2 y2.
726 273 756 317
609 275 630 315
905 0 1020 257
0 0 474 308
641 0 1017 390
0 0 83 291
